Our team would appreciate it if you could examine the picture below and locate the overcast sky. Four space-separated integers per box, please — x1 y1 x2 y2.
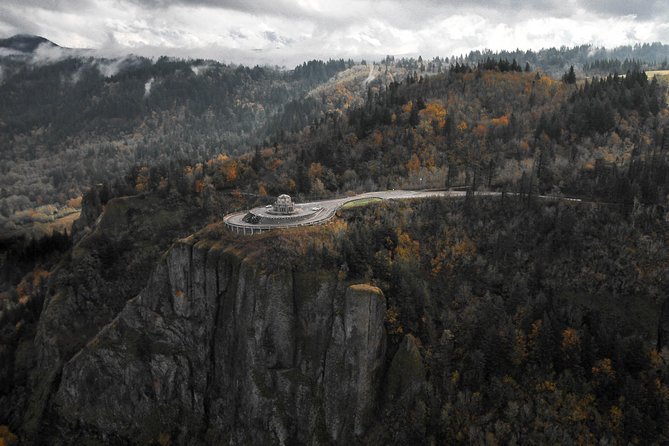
1 0 668 66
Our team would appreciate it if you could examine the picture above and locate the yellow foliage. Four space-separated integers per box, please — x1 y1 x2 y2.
395 231 420 261
385 306 403 335
258 183 267 196
194 162 204 176
567 394 595 423
457 121 468 132
420 102 447 129
134 166 150 193
610 405 623 432
402 101 413 113
491 114 509 126
451 370 460 385
221 161 238 183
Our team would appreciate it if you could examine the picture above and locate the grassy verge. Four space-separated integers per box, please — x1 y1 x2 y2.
339 197 383 210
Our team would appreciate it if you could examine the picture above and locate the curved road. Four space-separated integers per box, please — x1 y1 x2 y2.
224 189 581 234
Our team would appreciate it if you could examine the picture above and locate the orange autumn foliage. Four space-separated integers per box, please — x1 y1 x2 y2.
221 161 238 183
406 153 421 173
420 102 447 129
491 114 509 126
66 196 82 208
194 180 205 194
561 327 581 351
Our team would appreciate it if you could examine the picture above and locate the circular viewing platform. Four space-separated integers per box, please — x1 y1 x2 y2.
224 194 330 235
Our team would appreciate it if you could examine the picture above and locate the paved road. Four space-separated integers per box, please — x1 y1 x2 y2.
224 189 581 234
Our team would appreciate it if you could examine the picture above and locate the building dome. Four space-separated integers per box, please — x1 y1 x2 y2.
273 194 295 214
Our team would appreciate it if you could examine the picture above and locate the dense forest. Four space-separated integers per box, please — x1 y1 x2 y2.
0 47 354 222
115 61 668 214
291 196 669 444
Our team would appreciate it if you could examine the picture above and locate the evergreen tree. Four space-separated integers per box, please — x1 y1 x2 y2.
563 65 577 84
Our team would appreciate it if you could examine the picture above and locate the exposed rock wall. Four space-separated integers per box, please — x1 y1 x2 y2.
659 298 669 352
51 237 387 444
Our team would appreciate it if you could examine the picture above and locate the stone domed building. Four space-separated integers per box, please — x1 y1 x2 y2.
271 194 295 214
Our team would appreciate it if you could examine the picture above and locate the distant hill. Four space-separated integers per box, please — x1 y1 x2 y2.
0 34 59 53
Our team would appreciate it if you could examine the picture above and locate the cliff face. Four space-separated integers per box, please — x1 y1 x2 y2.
20 193 218 440
659 299 669 352
52 235 387 444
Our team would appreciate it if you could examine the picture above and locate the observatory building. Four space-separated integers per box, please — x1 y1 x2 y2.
224 194 327 234
269 194 295 214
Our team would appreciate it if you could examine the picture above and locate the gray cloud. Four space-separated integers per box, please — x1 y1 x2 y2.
584 0 667 20
118 0 665 21
0 0 667 67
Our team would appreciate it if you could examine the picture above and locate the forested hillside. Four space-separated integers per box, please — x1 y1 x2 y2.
0 48 353 221
115 62 668 216
3 39 669 224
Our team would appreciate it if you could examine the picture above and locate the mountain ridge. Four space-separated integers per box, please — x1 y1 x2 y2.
0 34 60 53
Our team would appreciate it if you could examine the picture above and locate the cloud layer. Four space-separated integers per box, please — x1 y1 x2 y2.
1 0 668 66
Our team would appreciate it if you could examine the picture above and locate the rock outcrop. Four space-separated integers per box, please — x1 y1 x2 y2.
659 298 669 352
51 235 388 444
22 194 217 441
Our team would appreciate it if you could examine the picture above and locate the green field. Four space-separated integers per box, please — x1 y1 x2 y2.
339 197 383 210
647 70 669 100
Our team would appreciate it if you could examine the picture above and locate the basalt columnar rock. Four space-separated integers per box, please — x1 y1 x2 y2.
50 233 388 444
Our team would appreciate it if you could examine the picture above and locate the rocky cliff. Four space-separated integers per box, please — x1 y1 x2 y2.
659 298 669 352
17 193 221 442
49 230 388 444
